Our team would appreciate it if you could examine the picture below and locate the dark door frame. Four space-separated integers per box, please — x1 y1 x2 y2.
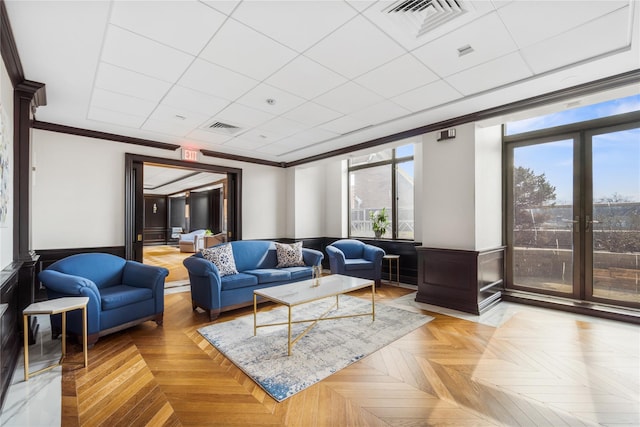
125 153 242 262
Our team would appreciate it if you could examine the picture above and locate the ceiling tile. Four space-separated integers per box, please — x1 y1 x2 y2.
349 100 412 126
199 1 241 16
177 58 259 101
187 128 233 145
521 8 631 74
232 128 285 145
255 143 290 156
391 80 463 112
282 102 342 127
498 0 629 48
90 88 157 117
142 118 194 137
318 115 370 135
266 55 347 100
305 15 405 79
355 53 439 98
235 83 306 115
411 12 518 78
200 19 297 81
94 62 172 103
314 82 384 115
110 1 226 55
87 106 145 128
101 25 194 82
259 117 308 139
445 52 533 96
211 103 275 129
146 104 210 129
231 1 357 52
161 86 229 118
222 136 269 151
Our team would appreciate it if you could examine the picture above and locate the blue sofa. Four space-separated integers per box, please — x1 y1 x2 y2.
326 239 385 286
183 240 324 320
39 253 169 345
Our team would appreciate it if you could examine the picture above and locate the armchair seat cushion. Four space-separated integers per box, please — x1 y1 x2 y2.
282 266 313 280
344 259 374 270
220 273 259 291
244 269 291 284
100 285 153 310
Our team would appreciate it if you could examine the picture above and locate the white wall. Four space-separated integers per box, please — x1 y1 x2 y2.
293 165 325 238
31 129 286 249
421 123 477 250
0 55 14 269
475 124 503 250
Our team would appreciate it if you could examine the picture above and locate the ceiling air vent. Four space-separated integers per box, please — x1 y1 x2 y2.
205 121 243 135
383 0 470 38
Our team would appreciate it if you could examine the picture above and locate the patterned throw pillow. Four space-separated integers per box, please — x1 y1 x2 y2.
201 244 238 276
275 242 306 268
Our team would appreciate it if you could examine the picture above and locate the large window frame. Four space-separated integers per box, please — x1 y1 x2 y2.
348 145 414 241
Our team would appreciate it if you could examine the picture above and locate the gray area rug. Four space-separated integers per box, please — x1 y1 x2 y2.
198 295 433 401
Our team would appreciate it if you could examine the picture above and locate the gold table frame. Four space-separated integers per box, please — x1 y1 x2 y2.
23 297 89 380
253 275 375 356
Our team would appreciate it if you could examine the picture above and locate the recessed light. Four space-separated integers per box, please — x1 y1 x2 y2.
457 44 474 57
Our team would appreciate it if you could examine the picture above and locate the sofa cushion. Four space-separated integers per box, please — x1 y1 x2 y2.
281 266 313 281
275 242 305 268
244 268 291 284
220 273 259 291
202 244 238 276
344 258 373 271
100 285 153 310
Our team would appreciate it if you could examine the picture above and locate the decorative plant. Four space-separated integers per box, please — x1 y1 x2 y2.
205 229 213 236
370 208 390 238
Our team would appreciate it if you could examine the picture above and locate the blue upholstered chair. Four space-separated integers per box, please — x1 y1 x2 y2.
326 239 385 285
38 253 168 345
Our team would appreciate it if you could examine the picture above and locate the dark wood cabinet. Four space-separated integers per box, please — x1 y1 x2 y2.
416 246 505 315
1 263 21 410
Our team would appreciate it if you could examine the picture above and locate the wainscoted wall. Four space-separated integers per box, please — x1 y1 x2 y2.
0 263 20 409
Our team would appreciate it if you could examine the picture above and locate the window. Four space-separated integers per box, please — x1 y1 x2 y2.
349 145 414 240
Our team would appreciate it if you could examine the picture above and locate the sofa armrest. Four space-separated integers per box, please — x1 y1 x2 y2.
302 248 324 266
122 261 168 314
326 245 346 274
183 256 223 313
183 256 220 277
363 245 385 263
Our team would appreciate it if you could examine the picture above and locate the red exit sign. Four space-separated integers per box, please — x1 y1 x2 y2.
182 148 198 162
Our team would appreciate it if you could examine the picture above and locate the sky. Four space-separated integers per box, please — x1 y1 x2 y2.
510 94 640 204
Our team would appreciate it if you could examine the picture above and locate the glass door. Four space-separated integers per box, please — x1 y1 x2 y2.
508 135 580 298
586 124 640 307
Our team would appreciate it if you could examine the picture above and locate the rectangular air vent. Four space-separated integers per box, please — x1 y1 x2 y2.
383 0 469 38
205 121 243 135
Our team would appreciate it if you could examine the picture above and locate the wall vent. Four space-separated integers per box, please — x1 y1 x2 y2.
205 121 243 135
383 0 470 38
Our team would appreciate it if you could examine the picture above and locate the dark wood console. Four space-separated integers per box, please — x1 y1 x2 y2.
1 263 21 410
416 246 505 315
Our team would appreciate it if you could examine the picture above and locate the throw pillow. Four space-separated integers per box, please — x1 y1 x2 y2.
275 242 306 268
201 244 238 276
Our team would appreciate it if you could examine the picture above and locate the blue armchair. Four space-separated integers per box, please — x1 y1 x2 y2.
326 239 385 286
38 253 168 345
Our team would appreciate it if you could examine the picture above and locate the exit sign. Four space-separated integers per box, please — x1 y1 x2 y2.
182 148 198 162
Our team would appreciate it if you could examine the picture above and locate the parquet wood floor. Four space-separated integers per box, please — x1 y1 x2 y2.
143 245 191 282
60 286 640 426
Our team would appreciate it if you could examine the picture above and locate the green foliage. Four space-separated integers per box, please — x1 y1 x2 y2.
370 208 390 235
513 166 557 232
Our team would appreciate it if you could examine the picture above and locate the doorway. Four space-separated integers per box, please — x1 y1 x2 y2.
505 114 640 308
125 154 242 264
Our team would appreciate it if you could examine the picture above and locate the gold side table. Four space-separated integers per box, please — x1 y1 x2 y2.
383 254 400 286
23 296 89 381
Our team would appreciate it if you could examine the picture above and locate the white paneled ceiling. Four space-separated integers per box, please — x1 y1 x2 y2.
5 0 640 164
143 164 226 195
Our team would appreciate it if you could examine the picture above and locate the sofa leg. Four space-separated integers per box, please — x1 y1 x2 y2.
192 300 197 311
155 313 164 326
375 279 382 287
208 309 220 321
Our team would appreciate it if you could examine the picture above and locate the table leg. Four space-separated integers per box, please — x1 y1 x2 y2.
61 311 66 358
287 306 292 356
23 314 29 381
371 283 376 321
253 294 257 336
396 258 400 286
82 306 88 368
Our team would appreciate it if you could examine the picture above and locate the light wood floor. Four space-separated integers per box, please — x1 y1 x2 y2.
58 286 640 426
143 245 191 282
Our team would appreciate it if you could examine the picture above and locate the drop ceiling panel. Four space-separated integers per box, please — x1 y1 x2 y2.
222 136 269 151
177 59 259 101
211 103 275 129
498 0 629 48
94 63 172 103
521 8 632 74
235 83 306 115
349 100 412 126
142 118 194 137
282 102 343 127
199 19 298 81
231 1 358 52
90 88 157 118
355 53 439 98
101 25 194 82
146 104 210 129
187 129 233 145
391 80 463 112
412 12 519 78
319 115 370 135
266 56 348 100
314 82 385 115
109 0 226 55
305 15 405 79
199 0 241 16
258 117 309 139
87 106 146 128
161 86 229 118
445 52 533 96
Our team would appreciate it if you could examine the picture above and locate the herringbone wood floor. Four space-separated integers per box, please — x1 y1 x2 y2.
59 286 640 427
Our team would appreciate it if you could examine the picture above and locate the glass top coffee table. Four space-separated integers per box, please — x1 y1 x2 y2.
253 274 375 356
